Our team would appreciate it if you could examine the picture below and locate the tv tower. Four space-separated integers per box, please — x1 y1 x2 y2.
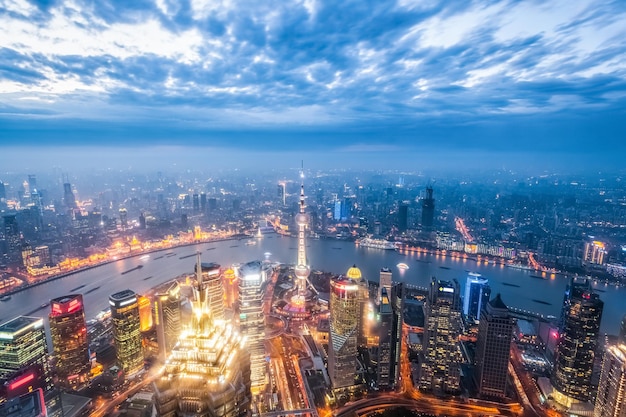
291 161 310 309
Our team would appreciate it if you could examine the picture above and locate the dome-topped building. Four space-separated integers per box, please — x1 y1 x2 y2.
346 264 363 280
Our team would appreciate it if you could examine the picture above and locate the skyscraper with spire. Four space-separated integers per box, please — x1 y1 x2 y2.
292 166 310 309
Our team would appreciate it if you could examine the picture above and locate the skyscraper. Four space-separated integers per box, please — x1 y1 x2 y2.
594 344 626 417
398 202 408 232
49 295 90 390
619 314 626 345
552 278 604 406
154 272 250 417
376 283 404 391
238 261 266 395
0 316 51 400
474 294 514 399
153 281 182 362
63 183 76 210
3 214 21 265
378 268 392 302
463 273 491 322
137 295 153 332
328 274 361 391
419 278 463 394
195 260 226 323
109 290 143 376
421 186 435 230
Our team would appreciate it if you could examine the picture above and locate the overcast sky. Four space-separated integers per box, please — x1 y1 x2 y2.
1 0 625 171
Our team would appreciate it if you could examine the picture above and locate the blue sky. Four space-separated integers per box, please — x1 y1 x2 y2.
0 0 625 168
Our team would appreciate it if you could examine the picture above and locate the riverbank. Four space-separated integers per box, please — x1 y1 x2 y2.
0 234 253 298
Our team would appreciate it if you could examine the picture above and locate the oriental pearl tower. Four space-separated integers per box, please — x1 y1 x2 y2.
290 167 310 309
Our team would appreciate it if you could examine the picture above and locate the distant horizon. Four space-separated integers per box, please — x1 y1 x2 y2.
1 0 625 166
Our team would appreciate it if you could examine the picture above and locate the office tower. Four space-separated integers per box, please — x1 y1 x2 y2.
421 186 435 230
195 259 226 323
594 344 626 417
463 273 491 322
419 278 463 394
0 181 5 200
390 283 404 389
154 274 251 417
474 294 514 399
208 197 217 211
0 316 52 399
238 261 266 395
109 290 143 376
379 268 392 303
620 314 626 345
153 281 181 362
328 275 361 390
398 202 408 232
63 183 76 210
139 212 146 229
583 240 606 265
552 278 604 406
3 215 21 265
192 194 199 212
119 208 128 230
345 265 368 348
49 295 90 389
137 295 153 332
200 193 207 212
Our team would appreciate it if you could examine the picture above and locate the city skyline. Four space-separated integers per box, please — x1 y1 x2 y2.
1 0 626 170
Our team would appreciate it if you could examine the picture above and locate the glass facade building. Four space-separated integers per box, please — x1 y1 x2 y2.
109 289 143 376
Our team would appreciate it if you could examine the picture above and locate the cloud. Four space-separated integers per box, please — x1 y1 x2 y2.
0 0 624 156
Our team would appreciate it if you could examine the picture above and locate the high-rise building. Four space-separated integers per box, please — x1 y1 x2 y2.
421 186 435 230
376 283 403 391
552 278 604 406
63 183 76 210
119 208 128 231
378 268 392 302
195 260 226 323
419 278 463 394
137 295 153 332
463 273 491 322
153 281 181 362
49 295 90 390
474 294 513 399
238 261 266 395
200 193 207 212
0 181 5 200
109 290 143 376
3 215 21 265
345 265 368 348
594 344 626 417
398 202 408 232
154 273 250 417
583 240 606 265
328 275 361 391
0 316 51 400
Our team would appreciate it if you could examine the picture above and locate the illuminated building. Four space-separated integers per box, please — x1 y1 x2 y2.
378 268 392 302
49 295 90 389
109 290 144 376
594 344 626 417
419 278 463 394
153 281 181 362
0 389 46 417
345 265 368 347
552 278 603 406
119 208 128 230
463 273 491 322
583 240 606 265
474 294 513 399
2 215 21 265
222 268 238 309
620 315 626 345
291 175 310 311
138 295 153 332
195 260 225 323
0 316 51 401
421 186 435 230
238 261 266 395
154 273 251 417
376 282 403 391
328 274 361 390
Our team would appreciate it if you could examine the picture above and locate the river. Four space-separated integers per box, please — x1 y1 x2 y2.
0 234 623 334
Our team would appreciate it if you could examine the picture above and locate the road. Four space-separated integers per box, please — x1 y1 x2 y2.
89 370 160 417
